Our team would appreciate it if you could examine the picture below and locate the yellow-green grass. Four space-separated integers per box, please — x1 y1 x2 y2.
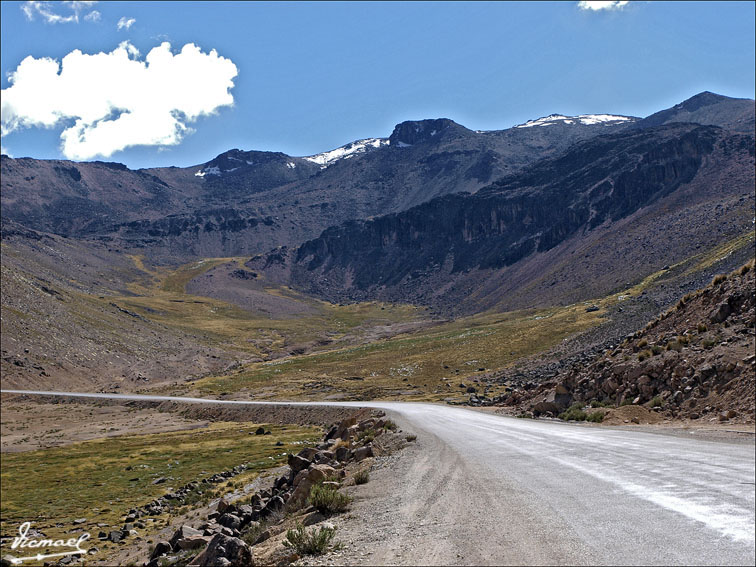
596 229 756 307
194 302 607 401
160 258 236 293
0 422 319 558
108 256 422 358
683 229 755 275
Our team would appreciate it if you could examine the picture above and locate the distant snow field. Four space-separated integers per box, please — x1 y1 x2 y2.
304 137 390 168
515 114 635 128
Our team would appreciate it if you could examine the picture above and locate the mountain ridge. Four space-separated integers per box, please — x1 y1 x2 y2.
250 122 755 315
1 91 753 265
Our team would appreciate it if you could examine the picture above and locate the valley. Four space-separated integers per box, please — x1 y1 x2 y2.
1 91 754 566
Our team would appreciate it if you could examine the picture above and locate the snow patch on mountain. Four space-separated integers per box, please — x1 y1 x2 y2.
194 166 222 177
515 114 635 128
304 138 389 168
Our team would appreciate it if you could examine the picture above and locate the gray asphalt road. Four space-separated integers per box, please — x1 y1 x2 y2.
2 390 754 565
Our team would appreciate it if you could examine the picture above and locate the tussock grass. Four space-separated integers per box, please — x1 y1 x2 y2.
353 469 370 485
283 523 338 555
308 484 352 515
0 422 319 553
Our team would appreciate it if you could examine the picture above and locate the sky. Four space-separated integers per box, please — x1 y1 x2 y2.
1 1 754 169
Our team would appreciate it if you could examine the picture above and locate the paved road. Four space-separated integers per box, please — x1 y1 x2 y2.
2 390 754 565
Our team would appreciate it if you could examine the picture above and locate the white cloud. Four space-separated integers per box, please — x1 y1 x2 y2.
1 42 238 160
577 1 630 11
21 1 99 24
117 16 136 30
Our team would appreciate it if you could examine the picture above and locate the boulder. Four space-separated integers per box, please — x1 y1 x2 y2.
169 525 203 551
334 447 352 462
260 496 285 519
216 497 234 515
334 417 357 440
150 541 172 560
358 419 376 430
287 454 311 473
354 446 374 461
218 513 241 531
287 465 337 512
302 511 327 526
297 447 319 460
188 533 253 567
177 535 211 550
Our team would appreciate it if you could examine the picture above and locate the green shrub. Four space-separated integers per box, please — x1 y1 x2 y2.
353 469 370 485
651 345 663 355
308 484 352 515
697 323 708 333
590 400 613 408
586 411 605 423
558 403 588 422
650 396 663 408
382 419 398 431
703 339 716 349
241 520 268 547
405 434 418 441
283 523 337 555
666 341 682 352
357 429 375 443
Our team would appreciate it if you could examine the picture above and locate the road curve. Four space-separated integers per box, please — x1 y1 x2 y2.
2 390 754 565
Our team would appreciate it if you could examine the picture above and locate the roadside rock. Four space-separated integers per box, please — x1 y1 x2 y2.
188 533 253 567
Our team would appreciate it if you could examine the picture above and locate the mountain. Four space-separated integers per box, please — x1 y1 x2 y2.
635 91 755 133
0 221 235 390
1 113 640 261
2 91 754 394
251 122 755 315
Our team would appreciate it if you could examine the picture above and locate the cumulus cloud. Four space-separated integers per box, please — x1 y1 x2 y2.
1 42 238 160
117 16 135 30
577 1 630 11
21 1 99 24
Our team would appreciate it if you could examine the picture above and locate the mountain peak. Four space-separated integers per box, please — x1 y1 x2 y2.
389 118 463 147
637 91 755 132
674 91 732 112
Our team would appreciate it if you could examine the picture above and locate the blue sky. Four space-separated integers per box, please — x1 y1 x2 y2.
1 1 754 168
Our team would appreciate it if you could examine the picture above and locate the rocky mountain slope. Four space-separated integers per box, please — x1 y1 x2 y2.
0 222 234 391
2 114 642 260
636 91 755 133
3 92 751 264
511 261 755 424
254 122 755 315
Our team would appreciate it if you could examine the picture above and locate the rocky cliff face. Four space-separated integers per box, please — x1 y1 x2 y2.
268 123 754 314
